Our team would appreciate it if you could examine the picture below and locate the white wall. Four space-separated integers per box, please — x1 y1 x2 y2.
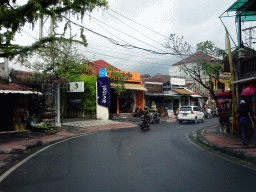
96 104 109 120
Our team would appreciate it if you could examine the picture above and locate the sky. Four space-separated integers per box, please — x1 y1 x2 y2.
5 0 256 76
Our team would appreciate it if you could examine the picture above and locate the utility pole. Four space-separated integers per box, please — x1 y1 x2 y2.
242 26 256 48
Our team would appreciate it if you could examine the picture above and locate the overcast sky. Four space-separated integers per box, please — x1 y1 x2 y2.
6 0 256 76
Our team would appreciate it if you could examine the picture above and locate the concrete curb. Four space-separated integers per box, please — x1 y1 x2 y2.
197 127 256 165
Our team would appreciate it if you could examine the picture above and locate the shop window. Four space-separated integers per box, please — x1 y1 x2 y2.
217 82 225 90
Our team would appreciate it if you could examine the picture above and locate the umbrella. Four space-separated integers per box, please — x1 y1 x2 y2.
217 98 230 104
216 91 232 99
241 85 256 96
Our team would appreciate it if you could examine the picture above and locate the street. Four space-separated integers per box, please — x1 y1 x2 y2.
1 118 256 192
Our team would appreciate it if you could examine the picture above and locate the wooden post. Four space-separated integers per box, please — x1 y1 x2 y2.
117 93 119 114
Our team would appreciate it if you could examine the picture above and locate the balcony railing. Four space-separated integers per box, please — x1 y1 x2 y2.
240 55 256 78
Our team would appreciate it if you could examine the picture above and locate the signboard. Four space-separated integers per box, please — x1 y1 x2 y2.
99 68 107 77
69 82 84 92
171 78 185 86
97 77 111 107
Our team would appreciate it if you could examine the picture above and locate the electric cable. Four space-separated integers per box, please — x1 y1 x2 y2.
77 47 175 67
107 8 169 39
21 29 38 40
99 8 165 47
61 15 178 55
87 43 172 59
83 12 167 52
90 16 129 44
84 45 178 62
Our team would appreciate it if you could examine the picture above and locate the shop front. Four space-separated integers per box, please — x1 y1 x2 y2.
111 83 146 115
0 83 42 132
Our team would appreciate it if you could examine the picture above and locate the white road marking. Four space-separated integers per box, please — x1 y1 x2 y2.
0 133 90 183
186 131 256 171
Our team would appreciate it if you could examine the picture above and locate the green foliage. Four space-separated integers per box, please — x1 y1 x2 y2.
27 39 93 91
79 75 97 113
0 0 108 58
106 65 128 95
68 75 97 113
33 125 52 129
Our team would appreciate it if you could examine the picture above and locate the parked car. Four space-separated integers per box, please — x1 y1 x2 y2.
177 106 204 124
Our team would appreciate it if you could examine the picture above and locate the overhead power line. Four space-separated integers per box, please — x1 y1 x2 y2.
62 15 178 55
90 16 129 44
85 46 175 62
87 43 173 59
84 12 166 53
78 47 175 67
106 8 198 52
99 8 164 47
107 8 169 39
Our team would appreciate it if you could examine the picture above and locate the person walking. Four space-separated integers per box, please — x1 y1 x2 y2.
237 100 255 145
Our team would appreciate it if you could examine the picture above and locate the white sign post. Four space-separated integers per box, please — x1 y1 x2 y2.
69 82 84 92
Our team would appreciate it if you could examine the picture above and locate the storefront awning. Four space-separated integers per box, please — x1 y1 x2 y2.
172 88 193 95
0 90 42 95
231 76 256 84
220 0 256 22
111 83 147 91
191 95 202 98
0 82 42 95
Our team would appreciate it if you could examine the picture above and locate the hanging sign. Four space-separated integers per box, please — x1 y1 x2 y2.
97 77 111 107
69 82 84 92
99 68 107 77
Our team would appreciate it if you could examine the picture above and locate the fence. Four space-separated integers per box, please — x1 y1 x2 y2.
63 110 96 119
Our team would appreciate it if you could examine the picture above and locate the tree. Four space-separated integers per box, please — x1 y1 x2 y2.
164 35 227 109
0 0 108 58
18 35 93 92
106 65 128 96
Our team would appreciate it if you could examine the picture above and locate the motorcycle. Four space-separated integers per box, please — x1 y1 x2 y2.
211 110 218 117
204 111 210 119
150 112 160 124
139 115 150 130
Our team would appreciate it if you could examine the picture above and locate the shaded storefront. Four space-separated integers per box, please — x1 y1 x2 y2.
0 83 42 131
110 83 146 115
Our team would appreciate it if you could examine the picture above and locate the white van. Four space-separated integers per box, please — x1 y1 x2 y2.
177 106 204 124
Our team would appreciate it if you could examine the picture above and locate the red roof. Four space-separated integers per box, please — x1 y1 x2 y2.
0 82 41 95
0 82 35 91
173 52 215 66
90 60 121 76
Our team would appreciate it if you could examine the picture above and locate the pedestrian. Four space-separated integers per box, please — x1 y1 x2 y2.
237 100 255 145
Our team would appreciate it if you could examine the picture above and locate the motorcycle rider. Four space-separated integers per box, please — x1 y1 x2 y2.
142 106 150 127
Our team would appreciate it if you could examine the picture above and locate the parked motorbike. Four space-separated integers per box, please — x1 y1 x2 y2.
211 110 218 117
139 115 150 130
204 111 210 119
150 112 160 124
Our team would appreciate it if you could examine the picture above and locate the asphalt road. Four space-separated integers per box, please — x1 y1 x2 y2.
1 118 256 192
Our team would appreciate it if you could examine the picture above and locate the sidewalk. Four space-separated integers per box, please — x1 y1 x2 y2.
197 124 256 165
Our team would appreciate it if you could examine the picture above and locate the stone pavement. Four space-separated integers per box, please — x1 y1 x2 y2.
197 124 256 165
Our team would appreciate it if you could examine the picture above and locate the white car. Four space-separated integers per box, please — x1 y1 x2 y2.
177 106 204 124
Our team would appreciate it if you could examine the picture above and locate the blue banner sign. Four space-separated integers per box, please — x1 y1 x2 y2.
97 77 111 107
99 68 107 77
